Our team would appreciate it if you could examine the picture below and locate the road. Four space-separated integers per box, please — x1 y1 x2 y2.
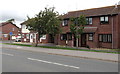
2 48 118 72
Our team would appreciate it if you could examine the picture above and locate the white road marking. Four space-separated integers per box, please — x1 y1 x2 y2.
16 46 22 48
27 58 80 69
1 53 14 56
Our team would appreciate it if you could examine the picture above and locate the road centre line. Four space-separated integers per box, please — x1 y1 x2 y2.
27 58 80 69
1 53 14 56
16 46 22 48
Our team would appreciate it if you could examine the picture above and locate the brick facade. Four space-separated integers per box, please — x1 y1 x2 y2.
0 22 19 40
57 5 120 49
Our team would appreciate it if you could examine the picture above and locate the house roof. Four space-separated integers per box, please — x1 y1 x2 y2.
0 22 19 29
62 5 120 19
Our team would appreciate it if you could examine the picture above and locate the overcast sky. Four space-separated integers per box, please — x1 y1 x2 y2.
0 0 120 28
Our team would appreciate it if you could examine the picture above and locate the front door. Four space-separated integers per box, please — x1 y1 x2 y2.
81 34 86 47
30 34 33 43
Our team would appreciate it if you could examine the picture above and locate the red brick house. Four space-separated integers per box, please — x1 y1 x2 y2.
56 5 120 49
0 22 20 40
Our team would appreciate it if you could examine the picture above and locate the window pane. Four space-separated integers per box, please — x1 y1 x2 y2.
22 25 26 29
26 34 29 39
61 35 63 40
102 35 105 42
4 34 7 37
108 35 112 42
63 20 68 26
99 35 102 41
75 19 78 25
88 34 93 41
68 33 72 40
86 18 89 24
62 21 65 26
100 17 104 21
105 35 107 42
89 18 92 24
61 34 67 40
105 16 108 22
22 34 24 38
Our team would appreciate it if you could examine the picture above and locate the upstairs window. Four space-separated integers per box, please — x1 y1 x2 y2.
62 19 68 26
22 25 26 29
12 28 15 31
100 16 109 24
86 17 92 25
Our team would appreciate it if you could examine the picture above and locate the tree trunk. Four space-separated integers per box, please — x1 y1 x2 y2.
76 38 79 49
32 33 39 47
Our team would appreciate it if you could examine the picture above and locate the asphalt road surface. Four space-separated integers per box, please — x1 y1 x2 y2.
2 48 118 72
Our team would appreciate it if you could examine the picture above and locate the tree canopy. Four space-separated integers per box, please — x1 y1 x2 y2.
25 7 61 37
7 19 15 23
70 15 86 47
70 15 86 37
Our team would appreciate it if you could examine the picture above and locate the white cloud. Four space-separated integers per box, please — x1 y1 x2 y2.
0 0 119 27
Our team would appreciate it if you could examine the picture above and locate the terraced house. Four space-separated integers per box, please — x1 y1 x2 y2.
57 5 120 49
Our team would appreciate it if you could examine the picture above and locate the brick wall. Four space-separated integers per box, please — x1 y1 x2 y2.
58 15 119 49
2 23 19 40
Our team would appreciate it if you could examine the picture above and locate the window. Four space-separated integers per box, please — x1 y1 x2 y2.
99 35 102 42
99 34 112 43
3 34 7 37
34 34 36 39
62 19 68 26
22 25 26 29
88 34 93 41
22 34 24 38
86 17 92 25
12 28 15 31
74 18 78 25
67 33 72 40
42 35 46 39
61 34 67 40
26 34 29 39
100 16 109 24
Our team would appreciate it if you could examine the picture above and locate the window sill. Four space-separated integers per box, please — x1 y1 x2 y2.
99 42 112 43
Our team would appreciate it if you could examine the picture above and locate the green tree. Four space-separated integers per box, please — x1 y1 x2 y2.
7 19 15 23
70 15 86 48
25 7 60 46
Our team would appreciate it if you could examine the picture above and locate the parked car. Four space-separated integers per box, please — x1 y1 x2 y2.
15 38 21 42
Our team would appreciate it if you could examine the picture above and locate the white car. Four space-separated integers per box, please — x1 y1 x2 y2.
15 38 21 42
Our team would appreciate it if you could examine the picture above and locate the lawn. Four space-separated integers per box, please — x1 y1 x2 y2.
3 43 120 54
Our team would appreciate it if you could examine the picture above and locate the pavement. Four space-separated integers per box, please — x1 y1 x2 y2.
2 42 119 62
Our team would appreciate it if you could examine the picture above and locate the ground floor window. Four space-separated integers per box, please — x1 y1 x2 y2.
67 33 72 40
88 33 93 41
99 34 112 43
61 34 67 40
22 34 25 38
26 34 29 39
3 34 8 37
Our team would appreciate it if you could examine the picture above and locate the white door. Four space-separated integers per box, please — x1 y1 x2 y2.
30 34 33 43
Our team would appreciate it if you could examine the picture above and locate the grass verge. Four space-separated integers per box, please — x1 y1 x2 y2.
3 43 120 54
